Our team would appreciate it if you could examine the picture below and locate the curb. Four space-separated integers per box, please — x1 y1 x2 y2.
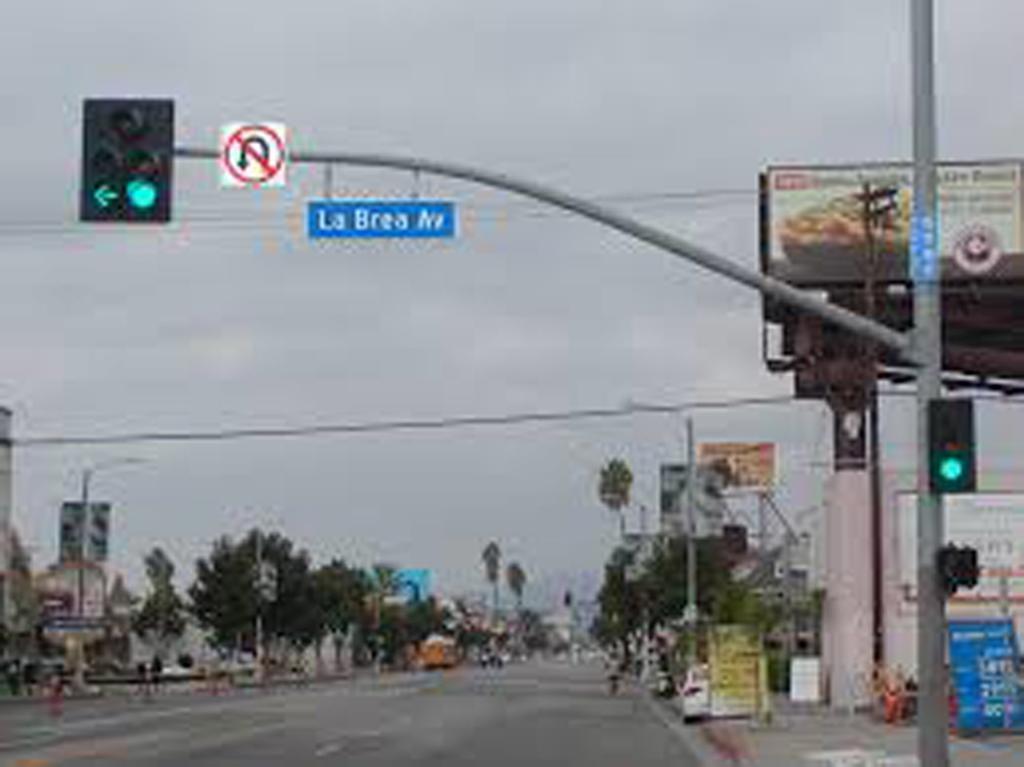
643 693 727 767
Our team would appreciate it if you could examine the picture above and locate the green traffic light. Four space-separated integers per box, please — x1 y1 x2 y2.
939 456 965 483
125 178 158 210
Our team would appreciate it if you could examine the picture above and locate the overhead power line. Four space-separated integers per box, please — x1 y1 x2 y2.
13 394 802 449
0 186 756 238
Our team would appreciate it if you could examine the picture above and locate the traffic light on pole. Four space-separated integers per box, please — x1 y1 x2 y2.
79 98 174 223
938 543 980 595
928 399 976 494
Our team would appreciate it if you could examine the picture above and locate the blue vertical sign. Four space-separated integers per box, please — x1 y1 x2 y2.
910 210 939 283
307 200 456 239
948 619 1024 731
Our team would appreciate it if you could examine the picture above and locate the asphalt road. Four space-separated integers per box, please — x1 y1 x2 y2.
0 661 700 766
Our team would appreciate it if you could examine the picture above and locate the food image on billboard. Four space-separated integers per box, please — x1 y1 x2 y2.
764 162 1022 285
697 442 776 491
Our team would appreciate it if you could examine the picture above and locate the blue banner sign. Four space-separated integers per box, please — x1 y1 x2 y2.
395 569 432 603
307 200 456 239
948 618 1024 731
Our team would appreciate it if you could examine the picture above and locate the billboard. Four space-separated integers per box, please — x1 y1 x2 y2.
697 442 776 491
394 569 432 603
948 619 1024 731
897 493 1024 601
59 502 112 563
763 162 1023 285
659 464 726 538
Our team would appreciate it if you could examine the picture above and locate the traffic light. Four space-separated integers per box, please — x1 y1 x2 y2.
938 544 980 595
928 399 976 494
80 98 174 222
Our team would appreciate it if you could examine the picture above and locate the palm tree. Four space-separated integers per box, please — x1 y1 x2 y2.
506 562 527 612
482 542 502 621
598 458 633 539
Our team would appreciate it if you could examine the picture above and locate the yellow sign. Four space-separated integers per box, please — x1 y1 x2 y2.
709 625 769 718
698 442 776 491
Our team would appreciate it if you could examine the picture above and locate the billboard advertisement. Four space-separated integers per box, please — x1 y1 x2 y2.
763 162 1023 285
897 493 1024 601
698 442 776 491
395 569 432 603
59 502 112 563
948 619 1024 731
659 464 725 538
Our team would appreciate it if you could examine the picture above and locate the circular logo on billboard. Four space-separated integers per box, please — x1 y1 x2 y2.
953 225 1002 275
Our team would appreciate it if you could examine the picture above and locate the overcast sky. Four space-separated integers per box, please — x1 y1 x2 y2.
2 1 1023 603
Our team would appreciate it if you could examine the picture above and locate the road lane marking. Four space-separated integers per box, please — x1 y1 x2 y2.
314 743 341 757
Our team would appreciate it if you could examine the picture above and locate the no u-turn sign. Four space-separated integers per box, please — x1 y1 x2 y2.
220 122 287 188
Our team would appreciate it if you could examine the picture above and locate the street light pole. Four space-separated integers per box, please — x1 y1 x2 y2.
77 468 92 620
685 417 698 668
910 1 948 765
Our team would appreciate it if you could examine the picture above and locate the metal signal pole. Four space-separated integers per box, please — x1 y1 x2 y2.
911 1 948 765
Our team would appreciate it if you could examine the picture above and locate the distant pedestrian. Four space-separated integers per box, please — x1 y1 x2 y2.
150 657 163 695
47 671 65 718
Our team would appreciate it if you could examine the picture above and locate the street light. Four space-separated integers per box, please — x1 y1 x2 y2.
70 456 146 689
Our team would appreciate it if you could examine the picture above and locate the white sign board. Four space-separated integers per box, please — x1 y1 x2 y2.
898 493 1024 601
789 657 822 703
220 122 287 188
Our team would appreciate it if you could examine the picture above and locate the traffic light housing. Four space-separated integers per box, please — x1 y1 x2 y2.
80 98 174 222
928 398 976 494
938 544 980 595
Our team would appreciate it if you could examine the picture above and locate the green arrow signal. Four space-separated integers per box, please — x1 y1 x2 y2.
93 184 119 209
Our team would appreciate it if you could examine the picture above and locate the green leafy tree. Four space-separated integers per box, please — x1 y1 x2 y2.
598 458 633 537
313 559 369 670
190 529 324 658
594 546 642 661
133 547 186 656
505 561 527 612
482 542 502 618
190 535 259 653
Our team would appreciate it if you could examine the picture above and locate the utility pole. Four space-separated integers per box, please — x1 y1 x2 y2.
77 468 92 622
640 503 651 684
685 417 698 669
255 530 264 683
911 1 948 765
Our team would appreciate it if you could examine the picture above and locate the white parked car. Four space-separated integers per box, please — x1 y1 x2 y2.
680 664 711 722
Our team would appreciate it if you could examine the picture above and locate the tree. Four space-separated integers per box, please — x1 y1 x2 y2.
190 535 259 653
598 458 633 538
7 529 39 655
190 529 324 660
314 559 369 671
481 542 502 619
505 561 527 612
133 547 186 656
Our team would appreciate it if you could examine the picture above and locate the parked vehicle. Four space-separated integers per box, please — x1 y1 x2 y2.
680 664 711 722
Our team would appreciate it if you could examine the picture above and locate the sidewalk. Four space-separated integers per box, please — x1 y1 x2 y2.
659 696 1024 766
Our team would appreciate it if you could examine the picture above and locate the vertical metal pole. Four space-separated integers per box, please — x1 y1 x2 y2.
686 418 698 667
255 530 264 682
640 504 650 684
78 470 91 618
911 0 948 764
862 182 886 665
323 164 334 199
869 388 884 662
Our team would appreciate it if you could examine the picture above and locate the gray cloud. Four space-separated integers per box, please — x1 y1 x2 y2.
2 0 1022 596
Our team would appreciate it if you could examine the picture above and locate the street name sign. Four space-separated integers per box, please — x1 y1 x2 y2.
307 200 456 239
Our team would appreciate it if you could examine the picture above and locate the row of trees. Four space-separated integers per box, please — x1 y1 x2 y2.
131 529 447 668
480 540 527 616
594 456 795 665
